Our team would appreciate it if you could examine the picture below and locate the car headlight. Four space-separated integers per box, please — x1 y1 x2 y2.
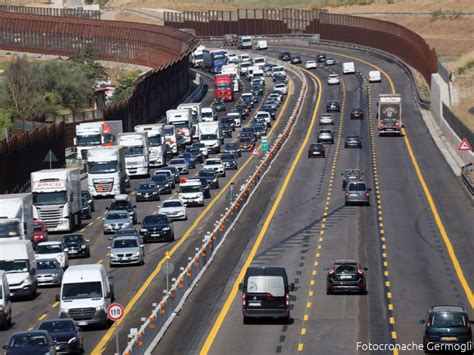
122 223 131 228
140 228 148 232
104 224 112 229
96 306 103 312
133 252 140 257
163 227 170 231
59 306 68 314
80 244 86 250
57 255 64 261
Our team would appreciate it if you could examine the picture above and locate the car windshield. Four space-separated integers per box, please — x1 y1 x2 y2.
0 221 21 238
113 239 138 248
110 201 130 210
62 281 102 300
37 260 59 270
123 146 144 157
347 135 359 139
180 185 201 193
221 154 235 160
348 183 367 191
76 134 101 146
36 244 62 254
170 159 185 165
33 191 67 205
431 312 467 327
143 215 169 224
199 170 215 177
63 235 84 243
0 260 28 273
151 175 167 183
345 170 361 179
240 138 251 143
88 161 118 174
200 134 218 140
139 183 155 190
39 320 75 333
9 334 49 348
107 212 129 220
206 160 220 165
34 223 44 232
225 144 238 150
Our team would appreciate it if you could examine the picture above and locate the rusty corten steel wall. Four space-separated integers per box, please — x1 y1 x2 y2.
0 5 101 19
164 9 437 83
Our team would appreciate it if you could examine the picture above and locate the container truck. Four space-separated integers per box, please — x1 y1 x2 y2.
237 35 253 49
221 64 240 92
117 132 150 177
191 45 205 68
214 74 234 102
134 124 166 167
377 94 402 136
164 125 178 154
166 109 193 144
31 168 81 232
203 49 227 74
87 146 128 197
0 194 33 241
74 121 123 160
178 103 202 141
198 122 222 153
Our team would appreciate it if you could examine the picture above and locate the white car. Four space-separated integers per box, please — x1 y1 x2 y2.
305 60 317 70
255 111 271 125
320 113 334 125
227 112 242 127
273 83 288 95
35 241 68 269
369 70 381 83
227 53 239 64
201 107 216 122
203 158 226 177
268 92 282 103
159 199 187 221
327 74 340 85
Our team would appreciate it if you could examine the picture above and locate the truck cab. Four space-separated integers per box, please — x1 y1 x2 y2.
238 35 253 49
167 109 193 144
198 122 222 153
0 193 33 241
214 74 234 102
135 124 166 167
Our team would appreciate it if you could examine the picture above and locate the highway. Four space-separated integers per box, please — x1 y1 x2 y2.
155 45 474 355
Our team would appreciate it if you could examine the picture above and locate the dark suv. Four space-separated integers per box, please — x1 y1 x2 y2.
239 266 294 324
327 101 340 112
350 108 364 119
107 198 137 225
326 260 367 294
279 52 291 61
139 214 174 243
420 306 473 353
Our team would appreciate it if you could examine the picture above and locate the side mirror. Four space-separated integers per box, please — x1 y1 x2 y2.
238 283 244 291
64 248 69 252
140 245 145 248
105 291 110 299
363 267 368 271
108 275 114 280
470 320 474 324
105 207 109 210
289 283 295 292
3 345 9 350
73 138 77 146
133 205 137 208
418 319 426 325
102 218 106 221
86 239 91 243
107 246 111 249
368 188 372 192
55 294 60 302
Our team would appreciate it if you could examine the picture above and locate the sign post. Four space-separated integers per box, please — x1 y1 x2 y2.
43 150 58 169
261 136 268 152
107 303 125 355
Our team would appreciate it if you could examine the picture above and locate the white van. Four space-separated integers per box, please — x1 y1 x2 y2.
369 70 381 83
0 271 12 329
252 56 266 68
343 62 355 74
256 40 268 50
179 180 204 206
58 264 113 327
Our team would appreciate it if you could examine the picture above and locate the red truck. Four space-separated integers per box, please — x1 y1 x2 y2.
214 74 234 102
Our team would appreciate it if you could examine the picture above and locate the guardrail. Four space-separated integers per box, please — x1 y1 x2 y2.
461 164 474 201
123 60 308 355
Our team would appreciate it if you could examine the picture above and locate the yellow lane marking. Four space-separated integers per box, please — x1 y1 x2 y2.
96 259 103 264
38 314 47 321
52 301 59 308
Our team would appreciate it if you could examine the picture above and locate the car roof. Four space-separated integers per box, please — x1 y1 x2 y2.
162 199 183 204
107 209 129 215
113 235 139 241
246 266 288 277
430 305 466 313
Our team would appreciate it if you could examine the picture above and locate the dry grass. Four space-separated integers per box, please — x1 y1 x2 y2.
452 97 474 132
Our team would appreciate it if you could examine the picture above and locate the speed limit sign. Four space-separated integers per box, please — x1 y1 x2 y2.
107 303 125 321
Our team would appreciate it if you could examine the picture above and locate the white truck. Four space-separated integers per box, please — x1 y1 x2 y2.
87 146 128 197
117 132 150 177
178 103 202 141
201 107 217 122
74 121 123 160
0 194 33 241
167 108 193 144
31 169 81 233
255 40 268 50
191 45 205 68
134 124 166 167
238 35 253 49
164 125 178 154
198 122 221 153
220 64 240 92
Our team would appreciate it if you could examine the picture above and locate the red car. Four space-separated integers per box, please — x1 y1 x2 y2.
33 220 48 245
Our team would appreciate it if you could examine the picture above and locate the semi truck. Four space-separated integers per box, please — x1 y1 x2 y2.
203 49 227 74
198 122 221 153
0 194 33 241
166 109 193 144
134 124 166 167
214 74 234 102
191 45 205 68
74 120 123 160
221 64 240 92
164 125 178 154
87 146 127 197
178 103 202 141
377 94 402 136
31 168 81 232
117 132 150 177
237 35 253 49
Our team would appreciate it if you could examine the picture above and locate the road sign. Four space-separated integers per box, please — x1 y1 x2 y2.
458 138 472 151
44 149 58 169
261 136 268 152
252 148 260 155
107 303 125 321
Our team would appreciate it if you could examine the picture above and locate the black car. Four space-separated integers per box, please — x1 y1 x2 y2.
420 306 473 353
240 127 257 141
327 101 340 112
326 260 367 294
212 99 226 112
273 72 288 84
81 190 94 212
279 52 291 61
317 54 326 62
108 199 137 225
185 146 204 163
341 169 364 189
150 174 173 194
350 108 364 119
260 104 276 119
80 196 91 219
3 331 57 355
223 142 241 158
308 143 326 158
219 122 233 138
139 214 174 243
252 123 267 138
220 154 238 170
189 177 211 198
291 56 302 64
344 134 362 148
38 319 83 354
61 233 90 258
251 84 264 96
221 116 236 131
198 169 220 189
241 95 255 108
239 136 255 151
135 182 160 202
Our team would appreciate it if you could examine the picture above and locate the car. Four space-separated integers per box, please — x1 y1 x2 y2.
260 104 276 119
188 177 211 198
221 116 236 131
279 51 291 61
135 182 160 202
327 101 340 112
223 142 241 157
168 158 189 175
227 112 242 128
241 93 256 107
254 116 269 129
317 54 326 62
233 106 247 122
252 123 267 138
239 137 255 151
327 73 340 85
239 266 294 324
274 72 288 84
179 152 197 169
191 142 209 158
61 233 90 258
109 235 145 266
3 330 57 355
212 99 226 112
350 108 364 119
150 174 173 194
220 153 238 170
178 180 205 206
203 158 226 177
341 169 364 189
325 57 335 66
291 56 302 64
317 129 334 144
419 305 473 353
154 169 176 187
251 84 263 96
344 181 371 206
103 210 133 234
32 220 48 246
219 122 233 138
161 167 180 184
201 107 216 122
320 113 334 125
35 241 68 269
251 77 265 87
308 143 326 158
263 99 279 111
139 214 174 242
38 319 83 354
108 194 137 224
198 169 220 189
37 259 63 287
80 196 92 219
268 92 282 102
305 60 317 70
273 83 288 95
185 147 204 163
240 127 257 140
344 134 362 148
81 190 94 212
326 260 367 294
255 111 272 126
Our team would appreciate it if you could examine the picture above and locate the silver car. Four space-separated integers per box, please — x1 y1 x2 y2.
344 181 371 206
109 235 145 266
37 259 63 287
317 129 334 144
168 158 189 174
159 199 187 221
103 210 133 234
341 169 364 189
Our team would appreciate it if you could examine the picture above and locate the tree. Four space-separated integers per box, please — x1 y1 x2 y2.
71 46 107 82
110 70 142 105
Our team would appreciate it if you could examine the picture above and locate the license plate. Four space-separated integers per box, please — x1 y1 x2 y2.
313 152 320 154
350 194 358 197
340 275 352 280
440 337 457 341
248 301 261 307
152 233 161 237
69 250 78 254
145 194 149 197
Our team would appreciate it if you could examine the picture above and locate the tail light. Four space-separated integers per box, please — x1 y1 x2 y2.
266 293 273 299
327 268 335 276
366 192 370 197
345 192 349 197
285 294 290 308
357 269 365 277
242 293 246 307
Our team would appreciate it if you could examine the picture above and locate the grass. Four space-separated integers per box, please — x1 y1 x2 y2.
457 60 474 75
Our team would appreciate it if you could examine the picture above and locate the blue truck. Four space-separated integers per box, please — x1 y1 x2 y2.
202 49 227 74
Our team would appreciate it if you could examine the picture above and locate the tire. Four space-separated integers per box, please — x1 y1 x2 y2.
85 250 90 258
91 203 95 212
243 316 251 324
0 318 7 331
283 314 291 324
326 288 332 295
169 233 175 242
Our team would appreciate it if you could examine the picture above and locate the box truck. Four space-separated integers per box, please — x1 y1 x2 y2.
74 121 123 160
198 122 222 153
117 132 150 177
167 109 193 144
0 194 33 241
134 124 166 167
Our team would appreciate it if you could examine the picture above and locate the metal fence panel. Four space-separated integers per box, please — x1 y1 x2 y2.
442 104 474 151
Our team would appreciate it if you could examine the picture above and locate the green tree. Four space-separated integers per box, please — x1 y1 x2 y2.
71 46 107 82
110 70 142 105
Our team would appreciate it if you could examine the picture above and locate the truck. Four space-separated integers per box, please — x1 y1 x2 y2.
203 49 227 74
164 125 178 155
117 132 150 177
377 94 402 136
221 64 240 92
134 124 166 167
0 194 33 241
214 74 234 102
87 146 128 197
178 103 202 141
167 108 193 144
238 35 253 49
191 45 205 68
31 168 81 232
198 122 221 153
74 121 123 160
255 39 268 50
223 34 238 46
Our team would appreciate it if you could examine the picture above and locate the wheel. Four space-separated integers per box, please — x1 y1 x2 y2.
140 258 145 266
283 314 290 324
85 250 90 258
326 288 332 295
243 316 251 324
222 172 226 178
169 233 175 242
91 203 95 212
0 318 7 330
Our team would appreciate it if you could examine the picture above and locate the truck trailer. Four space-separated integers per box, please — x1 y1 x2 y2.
377 94 402 136
117 132 150 177
0 194 33 241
